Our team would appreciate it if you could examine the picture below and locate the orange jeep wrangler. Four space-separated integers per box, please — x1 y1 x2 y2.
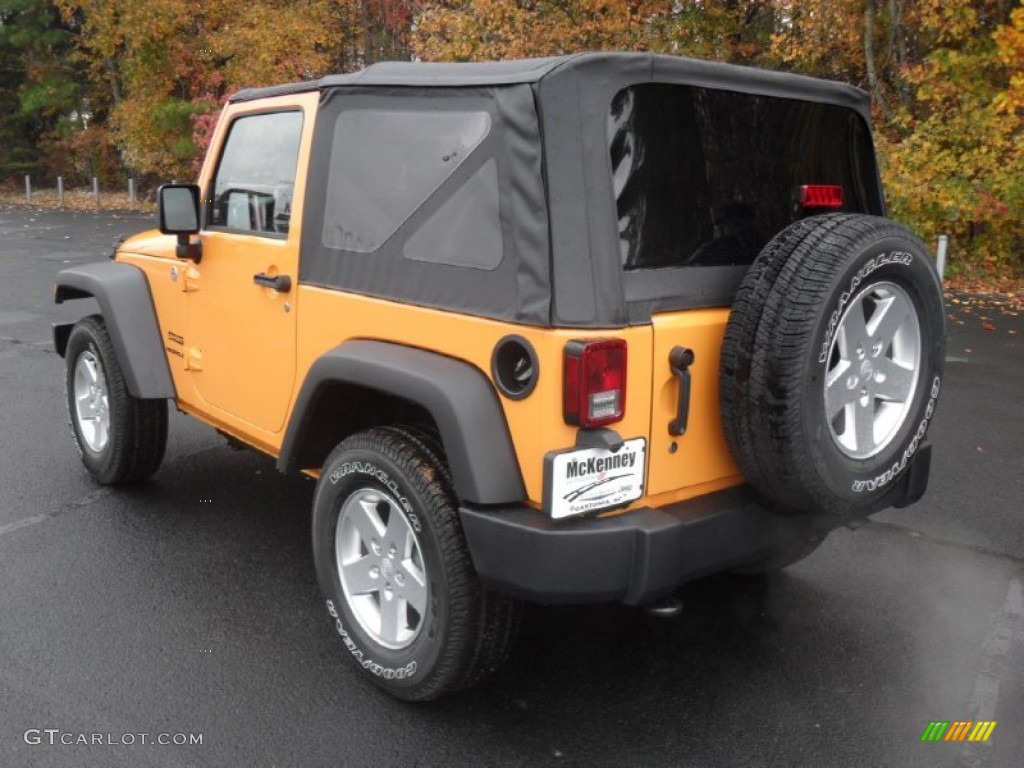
54 53 945 700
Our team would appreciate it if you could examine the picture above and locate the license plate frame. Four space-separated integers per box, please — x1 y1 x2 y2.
542 438 647 520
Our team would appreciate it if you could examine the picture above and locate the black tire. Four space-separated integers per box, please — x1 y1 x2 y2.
720 215 945 516
312 427 521 700
64 315 168 485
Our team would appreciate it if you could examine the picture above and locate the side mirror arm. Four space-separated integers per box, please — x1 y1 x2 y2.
175 235 203 263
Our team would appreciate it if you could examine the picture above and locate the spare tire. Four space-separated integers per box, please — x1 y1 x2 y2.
720 214 945 516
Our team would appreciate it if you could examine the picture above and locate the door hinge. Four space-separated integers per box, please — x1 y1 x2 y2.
182 265 201 292
186 347 203 371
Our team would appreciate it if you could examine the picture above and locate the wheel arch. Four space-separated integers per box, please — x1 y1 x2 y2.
279 340 526 505
54 262 175 400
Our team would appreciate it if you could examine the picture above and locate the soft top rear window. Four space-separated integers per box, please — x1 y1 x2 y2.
608 83 883 271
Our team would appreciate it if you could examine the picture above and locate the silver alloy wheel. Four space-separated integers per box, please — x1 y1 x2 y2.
73 351 111 453
824 281 921 460
335 487 428 650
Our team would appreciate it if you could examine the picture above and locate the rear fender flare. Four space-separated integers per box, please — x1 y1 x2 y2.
278 340 526 505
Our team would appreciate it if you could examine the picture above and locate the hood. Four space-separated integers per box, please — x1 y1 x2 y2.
119 229 177 259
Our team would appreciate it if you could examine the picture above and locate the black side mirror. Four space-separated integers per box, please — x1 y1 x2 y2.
158 183 202 262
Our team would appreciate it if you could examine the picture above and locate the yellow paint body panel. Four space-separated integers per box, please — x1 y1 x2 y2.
294 287 654 504
120 92 318 454
184 230 299 434
116 238 193 398
115 91 743 511
646 309 742 497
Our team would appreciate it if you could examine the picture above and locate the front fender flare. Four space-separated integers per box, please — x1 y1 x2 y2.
279 340 525 505
54 261 175 399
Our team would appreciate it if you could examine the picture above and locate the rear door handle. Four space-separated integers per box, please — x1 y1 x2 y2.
253 273 292 293
668 346 695 436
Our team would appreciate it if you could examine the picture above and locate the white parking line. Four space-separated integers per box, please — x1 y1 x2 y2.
960 578 1024 766
0 487 114 539
0 515 48 537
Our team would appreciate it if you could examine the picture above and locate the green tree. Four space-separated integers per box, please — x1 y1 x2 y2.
0 0 79 181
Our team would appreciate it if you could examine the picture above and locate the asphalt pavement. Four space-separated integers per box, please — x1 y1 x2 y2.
1 207 1022 767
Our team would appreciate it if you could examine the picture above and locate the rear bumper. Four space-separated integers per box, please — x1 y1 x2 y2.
460 445 931 606
459 486 828 606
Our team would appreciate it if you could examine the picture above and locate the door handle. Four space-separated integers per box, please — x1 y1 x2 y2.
253 273 292 293
668 346 695 436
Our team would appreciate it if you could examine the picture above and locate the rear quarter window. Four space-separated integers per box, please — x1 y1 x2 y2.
322 109 493 257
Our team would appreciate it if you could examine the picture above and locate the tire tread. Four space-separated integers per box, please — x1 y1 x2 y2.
720 215 944 516
316 428 521 700
65 315 167 485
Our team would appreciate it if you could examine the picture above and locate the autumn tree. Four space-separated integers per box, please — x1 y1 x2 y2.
413 0 1023 278
880 1 1023 277
362 0 415 63
769 0 914 115
55 0 332 179
413 1 776 63
6 0 1020 278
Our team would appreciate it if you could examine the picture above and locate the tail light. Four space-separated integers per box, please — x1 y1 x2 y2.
799 185 844 210
564 339 627 428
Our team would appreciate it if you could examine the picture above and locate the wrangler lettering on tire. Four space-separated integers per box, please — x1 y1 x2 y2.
720 214 946 517
311 428 521 700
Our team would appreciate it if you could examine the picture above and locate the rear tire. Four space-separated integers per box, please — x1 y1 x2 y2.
720 215 945 516
312 427 521 700
65 315 167 485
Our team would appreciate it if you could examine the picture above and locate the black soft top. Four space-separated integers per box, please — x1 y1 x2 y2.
230 52 871 121
241 53 879 328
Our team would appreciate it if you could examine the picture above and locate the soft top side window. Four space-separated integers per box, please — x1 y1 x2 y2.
208 110 303 237
321 109 491 254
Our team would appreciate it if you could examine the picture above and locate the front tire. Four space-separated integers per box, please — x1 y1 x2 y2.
312 427 520 700
64 315 167 485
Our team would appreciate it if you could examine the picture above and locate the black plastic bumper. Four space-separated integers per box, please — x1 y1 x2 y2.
460 444 931 606
459 486 828 606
